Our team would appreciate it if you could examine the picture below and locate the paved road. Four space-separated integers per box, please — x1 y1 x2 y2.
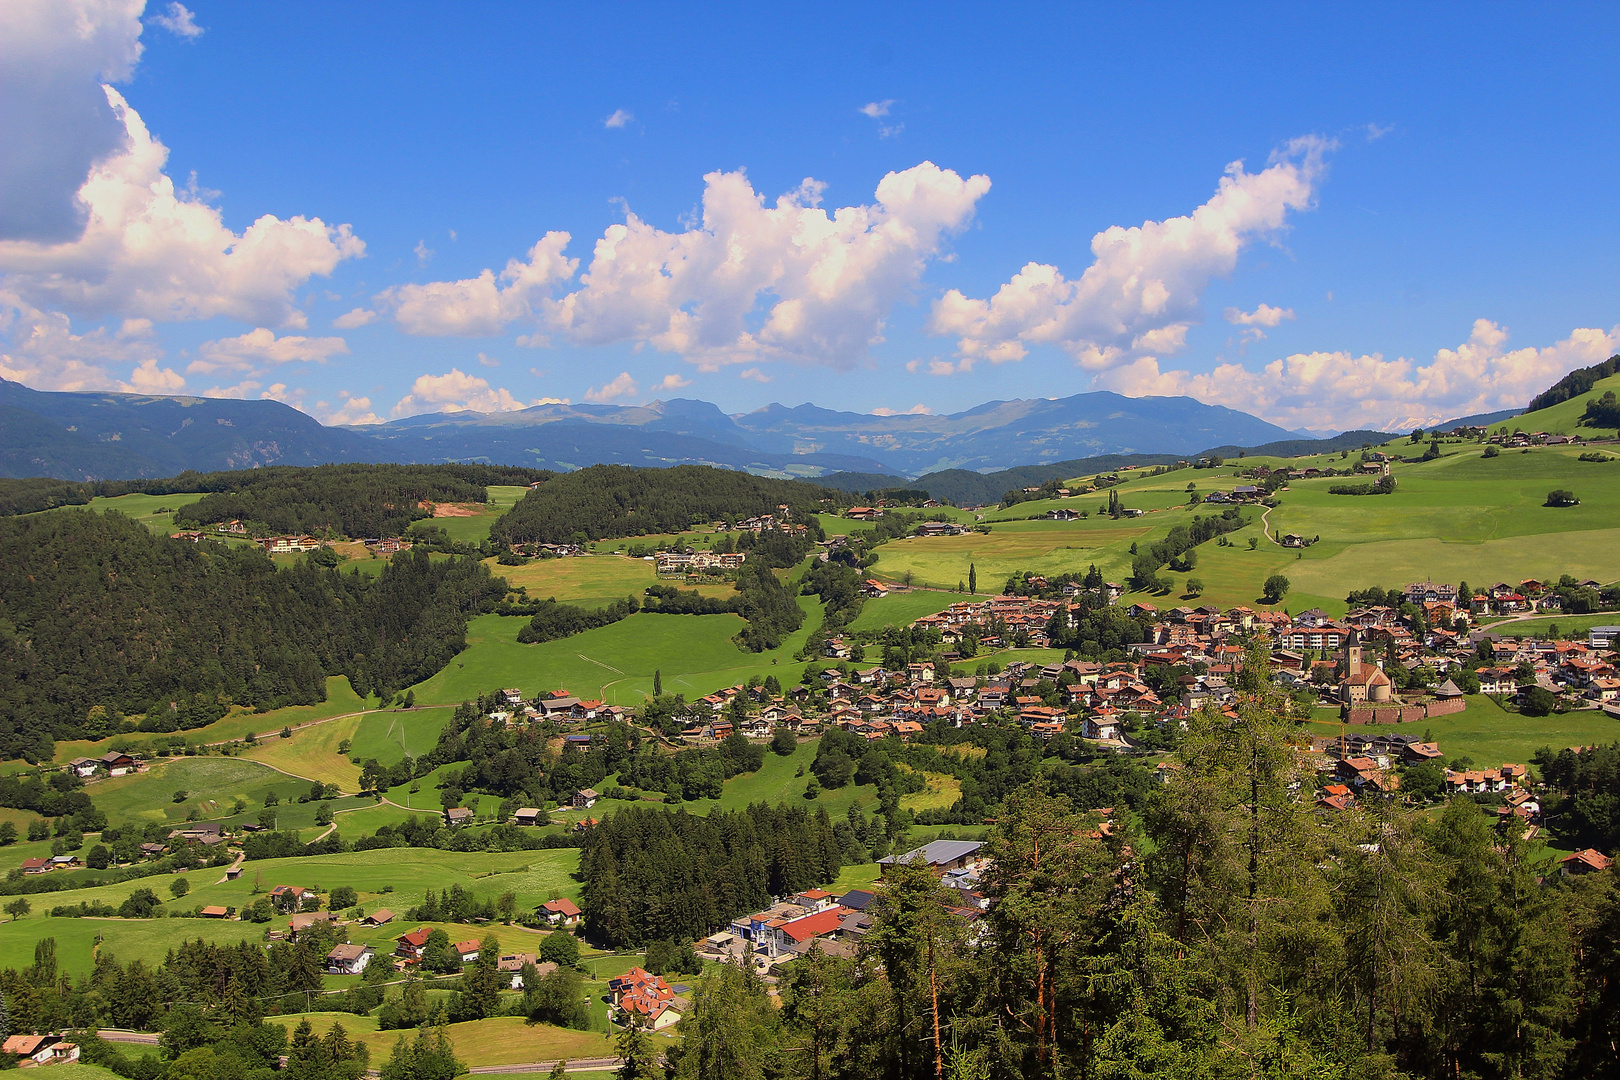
470 1057 621 1075
98 1030 159 1046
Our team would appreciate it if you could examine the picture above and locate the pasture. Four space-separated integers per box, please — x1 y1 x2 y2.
417 484 530 545
89 757 324 827
1304 695 1620 771
406 594 823 706
243 706 456 790
869 518 1156 591
0 847 585 972
269 1012 618 1071
49 677 374 765
490 554 735 609
847 589 960 632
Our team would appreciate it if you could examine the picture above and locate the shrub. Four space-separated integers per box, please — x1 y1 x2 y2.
1545 489 1579 507
539 929 580 968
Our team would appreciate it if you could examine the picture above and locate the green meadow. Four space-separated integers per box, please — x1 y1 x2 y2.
0 846 585 971
859 438 1620 618
1498 372 1620 436
407 593 823 707
267 1011 621 1071
50 676 376 765
868 518 1159 591
489 553 735 609
846 589 960 632
1304 694 1620 771
47 490 208 534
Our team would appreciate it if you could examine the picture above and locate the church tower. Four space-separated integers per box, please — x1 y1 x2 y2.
1345 629 1362 675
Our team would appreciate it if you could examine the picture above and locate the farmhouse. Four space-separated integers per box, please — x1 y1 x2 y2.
325 944 373 975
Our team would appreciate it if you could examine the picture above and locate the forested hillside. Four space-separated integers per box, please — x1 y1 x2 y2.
0 510 506 759
1526 354 1620 412
168 463 548 538
0 463 548 531
489 464 841 544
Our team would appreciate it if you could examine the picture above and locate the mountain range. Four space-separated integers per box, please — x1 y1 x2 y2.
1 379 1325 482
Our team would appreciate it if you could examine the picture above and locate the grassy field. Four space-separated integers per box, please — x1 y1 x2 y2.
869 518 1157 591
490 554 735 609
350 708 457 766
49 677 374 765
243 706 457 789
1480 613 1620 639
415 485 530 545
37 490 209 534
847 589 960 632
1304 694 1620 770
0 847 586 972
857 440 1620 619
407 594 824 707
1502 372 1620 436
0 913 273 976
89 758 325 826
268 1011 618 1070
547 738 883 826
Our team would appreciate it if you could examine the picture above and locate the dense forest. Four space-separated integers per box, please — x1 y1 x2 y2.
489 464 841 544
0 463 548 521
578 803 843 948
167 464 548 539
0 510 506 759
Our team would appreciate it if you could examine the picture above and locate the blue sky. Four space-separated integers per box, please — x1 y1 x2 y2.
2 2 1618 433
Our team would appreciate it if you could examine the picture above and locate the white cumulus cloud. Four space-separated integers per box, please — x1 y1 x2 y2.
871 403 932 416
386 164 990 376
377 233 576 336
0 290 185 392
333 307 376 329
1224 303 1294 328
929 136 1331 370
314 392 384 426
190 327 349 374
1097 320 1620 431
657 373 691 391
390 368 539 418
860 101 893 118
551 163 990 371
0 86 364 327
150 2 202 38
604 109 634 129
584 371 638 403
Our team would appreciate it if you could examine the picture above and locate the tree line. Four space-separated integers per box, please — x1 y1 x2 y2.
578 802 843 948
0 510 507 759
0 462 548 521
489 463 842 545
171 463 545 539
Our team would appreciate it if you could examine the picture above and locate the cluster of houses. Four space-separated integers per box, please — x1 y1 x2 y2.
511 542 588 557
1487 430 1583 448
696 840 992 985
653 549 747 575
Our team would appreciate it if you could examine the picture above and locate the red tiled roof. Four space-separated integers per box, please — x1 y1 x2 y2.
779 906 845 943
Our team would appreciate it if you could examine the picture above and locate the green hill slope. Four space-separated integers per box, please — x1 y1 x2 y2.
1502 371 1620 436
